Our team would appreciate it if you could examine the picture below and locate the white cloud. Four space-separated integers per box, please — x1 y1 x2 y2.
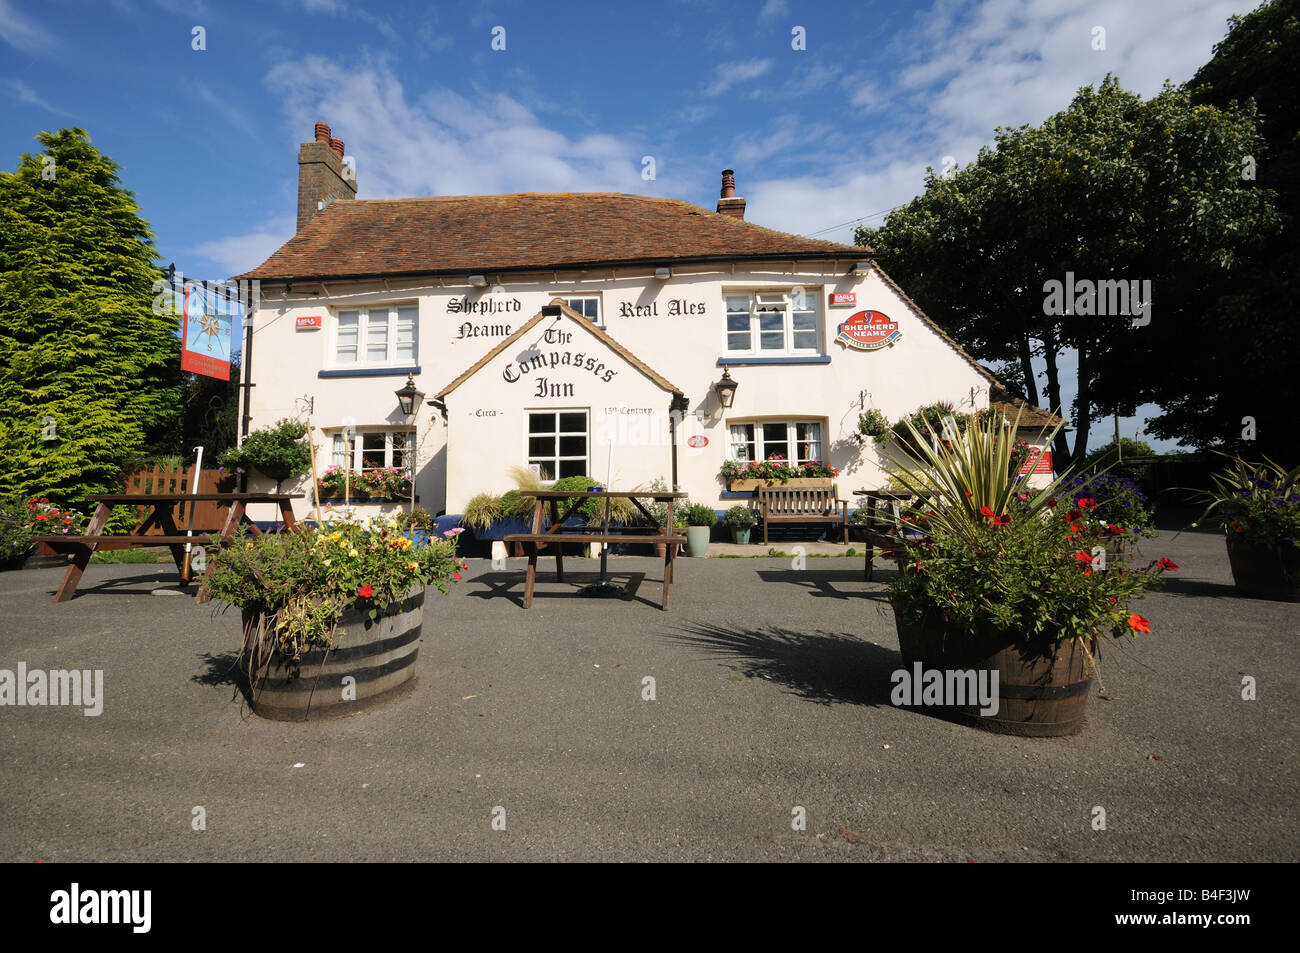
703 59 774 97
193 80 256 135
4 78 70 116
0 0 54 51
191 215 296 277
760 0 789 19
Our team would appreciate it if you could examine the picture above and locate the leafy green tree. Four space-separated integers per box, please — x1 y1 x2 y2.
0 128 181 504
1156 0 1300 460
859 76 1279 470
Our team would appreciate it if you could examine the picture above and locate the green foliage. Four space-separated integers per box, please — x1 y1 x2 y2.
859 75 1280 468
461 493 503 532
852 408 890 446
316 465 409 501
889 498 1173 645
1058 473 1158 539
204 512 461 661
719 457 839 483
394 508 434 532
548 476 639 525
499 489 536 520
217 419 310 487
1192 454 1300 548
683 503 717 527
0 130 182 506
722 505 757 530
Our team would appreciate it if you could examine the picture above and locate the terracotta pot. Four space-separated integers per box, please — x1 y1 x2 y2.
892 597 1096 737
1226 538 1300 601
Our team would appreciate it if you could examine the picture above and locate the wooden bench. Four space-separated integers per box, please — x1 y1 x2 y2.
756 485 849 544
503 533 688 610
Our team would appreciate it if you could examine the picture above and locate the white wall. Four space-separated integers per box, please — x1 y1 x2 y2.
244 262 1006 521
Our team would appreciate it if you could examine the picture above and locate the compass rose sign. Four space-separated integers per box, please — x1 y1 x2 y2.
835 311 901 351
180 283 234 380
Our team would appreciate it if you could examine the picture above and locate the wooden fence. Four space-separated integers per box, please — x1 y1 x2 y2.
122 465 230 532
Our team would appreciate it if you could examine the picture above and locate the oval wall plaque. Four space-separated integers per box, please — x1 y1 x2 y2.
686 435 708 448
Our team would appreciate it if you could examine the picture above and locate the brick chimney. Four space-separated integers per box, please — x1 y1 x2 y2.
297 121 356 231
716 169 746 219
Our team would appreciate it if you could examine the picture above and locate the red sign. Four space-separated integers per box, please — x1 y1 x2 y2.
179 283 233 381
835 310 901 351
686 435 708 448
1019 448 1054 475
296 315 323 330
828 292 857 307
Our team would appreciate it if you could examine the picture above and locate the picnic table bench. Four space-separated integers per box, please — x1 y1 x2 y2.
853 489 935 580
504 490 687 609
36 492 302 603
757 484 849 544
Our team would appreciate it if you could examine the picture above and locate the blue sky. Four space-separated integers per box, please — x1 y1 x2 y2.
1 0 1258 451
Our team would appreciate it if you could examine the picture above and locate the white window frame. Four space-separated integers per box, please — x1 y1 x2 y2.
332 303 419 368
331 430 417 475
727 419 826 466
723 288 822 356
562 295 602 326
525 408 590 484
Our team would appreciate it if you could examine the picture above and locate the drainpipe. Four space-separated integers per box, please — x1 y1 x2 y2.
669 394 689 490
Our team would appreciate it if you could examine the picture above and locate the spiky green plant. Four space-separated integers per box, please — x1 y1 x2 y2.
885 404 1076 542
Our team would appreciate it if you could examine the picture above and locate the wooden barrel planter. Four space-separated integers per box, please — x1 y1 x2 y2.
892 599 1096 737
241 587 425 721
1226 539 1300 602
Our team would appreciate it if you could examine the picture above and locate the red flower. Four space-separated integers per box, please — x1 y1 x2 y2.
1046 498 1058 509
1068 524 1082 535
36 514 47 521
993 515 1011 526
453 572 462 581
1107 524 1126 535
978 505 995 519
1128 614 1151 634
357 584 374 598
1156 558 1179 571
1082 570 1092 577
39 497 48 503
1066 509 1081 523
1073 552 1092 563
1078 498 1098 509
1108 596 1117 604
964 492 973 498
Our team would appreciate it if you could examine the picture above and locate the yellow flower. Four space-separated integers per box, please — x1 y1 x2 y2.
405 561 418 572
330 532 341 542
323 558 332 567
348 549 358 558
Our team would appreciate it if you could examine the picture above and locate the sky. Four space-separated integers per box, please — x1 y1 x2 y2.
0 0 1259 452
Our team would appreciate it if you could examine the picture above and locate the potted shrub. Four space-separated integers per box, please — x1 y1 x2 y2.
1193 455 1300 601
218 418 312 491
682 503 717 557
204 511 463 720
1058 472 1157 558
723 504 757 544
885 409 1176 736
852 408 890 446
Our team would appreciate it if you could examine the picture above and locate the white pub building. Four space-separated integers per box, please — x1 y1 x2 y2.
236 123 1059 524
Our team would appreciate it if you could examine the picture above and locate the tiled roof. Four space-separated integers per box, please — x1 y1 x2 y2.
991 390 1069 429
236 193 864 281
435 299 684 400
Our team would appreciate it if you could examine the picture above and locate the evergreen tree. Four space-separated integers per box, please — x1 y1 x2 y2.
0 128 181 504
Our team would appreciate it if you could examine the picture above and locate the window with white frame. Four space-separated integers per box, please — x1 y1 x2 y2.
728 420 824 465
527 410 589 481
563 295 601 325
724 289 820 355
334 304 418 366
332 430 416 474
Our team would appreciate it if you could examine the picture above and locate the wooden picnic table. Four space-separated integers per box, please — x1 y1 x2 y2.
35 493 303 603
504 489 687 610
853 489 936 581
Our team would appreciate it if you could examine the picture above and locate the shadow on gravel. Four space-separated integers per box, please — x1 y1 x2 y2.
1156 578 1241 599
50 570 186 599
192 651 254 707
753 568 895 601
665 621 900 707
463 569 655 608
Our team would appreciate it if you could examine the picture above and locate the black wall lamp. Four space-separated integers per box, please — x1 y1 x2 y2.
713 368 739 409
395 374 425 417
